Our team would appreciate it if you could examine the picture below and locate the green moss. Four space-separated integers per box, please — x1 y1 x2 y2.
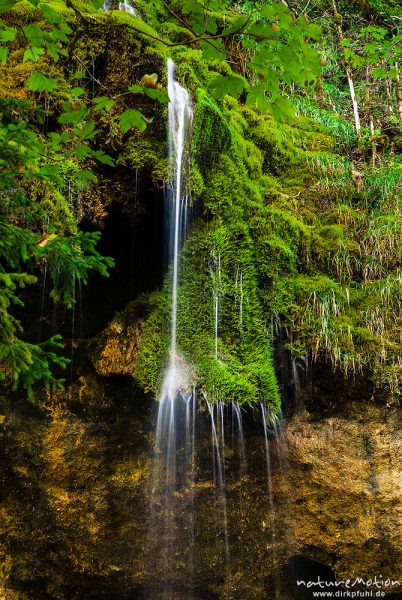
40 190 77 235
193 89 232 167
135 65 401 402
118 138 167 180
136 220 281 409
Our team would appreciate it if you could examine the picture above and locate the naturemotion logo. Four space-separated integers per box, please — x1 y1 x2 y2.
296 575 401 598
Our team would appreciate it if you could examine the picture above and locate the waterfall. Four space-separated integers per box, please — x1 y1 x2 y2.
291 352 300 392
206 399 231 583
261 403 276 540
118 0 137 15
158 58 193 403
146 58 195 597
145 59 289 598
233 402 246 470
102 0 138 15
167 58 192 380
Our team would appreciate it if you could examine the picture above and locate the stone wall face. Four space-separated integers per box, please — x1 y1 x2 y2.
0 380 400 599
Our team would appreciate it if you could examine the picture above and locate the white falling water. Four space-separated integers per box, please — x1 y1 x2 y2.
261 402 277 558
233 402 246 470
158 58 193 405
118 0 137 15
206 399 231 581
102 0 138 15
145 58 290 598
291 352 300 392
147 58 195 596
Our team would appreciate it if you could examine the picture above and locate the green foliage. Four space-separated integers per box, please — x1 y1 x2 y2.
0 0 323 127
27 69 57 90
193 89 232 166
41 232 114 307
294 99 357 150
137 220 281 409
0 272 68 397
209 74 245 99
341 27 402 80
137 83 401 400
138 103 305 410
119 108 148 133
0 0 400 404
0 103 114 396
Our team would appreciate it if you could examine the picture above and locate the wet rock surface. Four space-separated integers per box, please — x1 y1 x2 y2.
88 301 146 378
0 378 401 599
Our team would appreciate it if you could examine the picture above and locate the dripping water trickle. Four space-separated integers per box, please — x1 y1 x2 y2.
206 399 231 582
233 402 246 471
260 402 278 564
211 252 221 361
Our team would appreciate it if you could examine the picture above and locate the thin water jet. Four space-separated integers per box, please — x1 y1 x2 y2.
211 252 222 361
232 402 246 471
261 402 278 566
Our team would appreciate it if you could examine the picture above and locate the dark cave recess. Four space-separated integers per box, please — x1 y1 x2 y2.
23 168 166 346
81 169 165 338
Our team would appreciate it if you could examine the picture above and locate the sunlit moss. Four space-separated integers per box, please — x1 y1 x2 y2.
135 70 401 402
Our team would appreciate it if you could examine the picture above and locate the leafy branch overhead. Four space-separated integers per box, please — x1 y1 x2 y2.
0 0 324 128
0 110 115 396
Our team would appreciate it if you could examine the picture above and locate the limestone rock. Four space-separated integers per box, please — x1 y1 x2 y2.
88 300 146 378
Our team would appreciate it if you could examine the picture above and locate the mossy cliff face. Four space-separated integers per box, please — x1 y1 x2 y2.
2 3 399 407
106 44 401 406
88 74 401 408
0 381 401 599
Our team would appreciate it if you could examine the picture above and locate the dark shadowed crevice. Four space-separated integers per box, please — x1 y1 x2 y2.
80 169 165 339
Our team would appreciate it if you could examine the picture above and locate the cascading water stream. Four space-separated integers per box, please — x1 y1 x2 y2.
146 58 294 599
147 58 195 598
102 0 138 14
159 58 193 403
261 403 277 553
118 0 137 14
233 402 246 470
